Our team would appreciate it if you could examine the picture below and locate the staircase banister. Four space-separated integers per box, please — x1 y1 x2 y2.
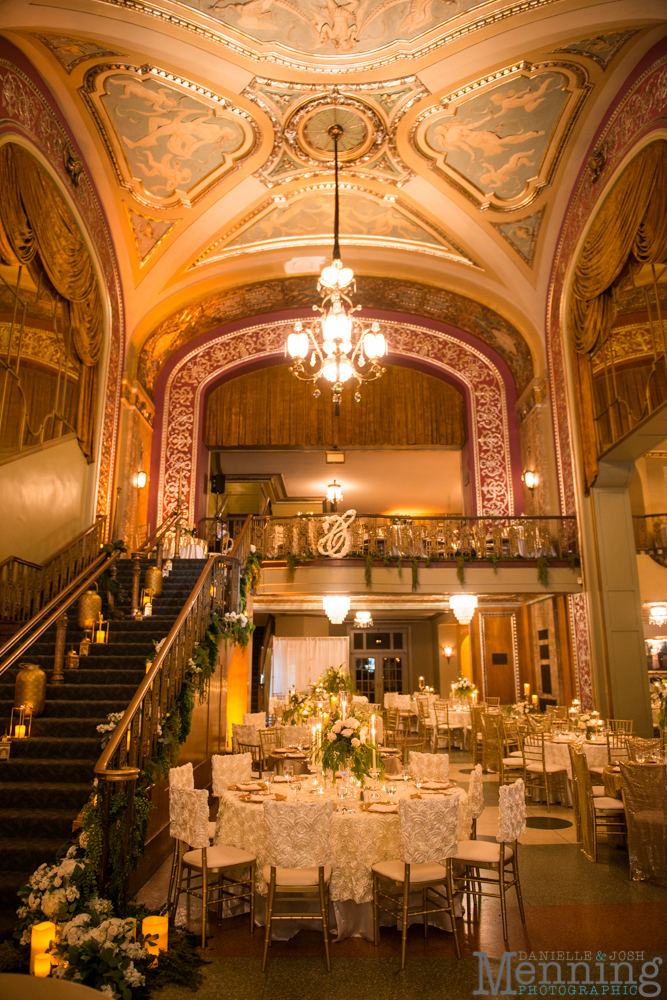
0 556 42 572
0 517 106 574
230 513 253 557
0 551 119 674
94 552 240 777
134 507 183 556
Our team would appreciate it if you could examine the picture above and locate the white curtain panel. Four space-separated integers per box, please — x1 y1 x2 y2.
271 637 349 695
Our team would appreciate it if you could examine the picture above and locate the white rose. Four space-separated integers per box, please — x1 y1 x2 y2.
250 544 256 553
351 737 360 747
332 721 342 733
342 728 353 737
327 732 337 742
349 718 360 729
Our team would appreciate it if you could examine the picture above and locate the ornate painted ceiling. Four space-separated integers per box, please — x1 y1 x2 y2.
1 0 664 394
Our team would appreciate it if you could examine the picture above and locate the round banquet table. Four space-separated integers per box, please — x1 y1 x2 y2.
214 777 471 941
267 750 310 776
544 735 608 778
179 541 207 559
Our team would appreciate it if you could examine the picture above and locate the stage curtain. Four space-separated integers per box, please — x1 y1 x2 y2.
0 144 102 461
205 363 466 449
567 140 667 490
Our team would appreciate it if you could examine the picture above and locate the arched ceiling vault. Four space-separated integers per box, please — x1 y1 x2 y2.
1 0 665 388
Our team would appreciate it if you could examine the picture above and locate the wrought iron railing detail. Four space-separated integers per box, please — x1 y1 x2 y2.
250 514 579 563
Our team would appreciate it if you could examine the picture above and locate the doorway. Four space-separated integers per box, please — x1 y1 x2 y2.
350 629 408 702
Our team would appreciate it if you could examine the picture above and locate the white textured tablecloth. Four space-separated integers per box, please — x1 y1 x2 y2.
214 779 471 906
179 541 207 559
544 737 607 778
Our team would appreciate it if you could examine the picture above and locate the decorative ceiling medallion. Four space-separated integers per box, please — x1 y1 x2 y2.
124 204 180 264
552 31 638 70
493 208 544 265
80 64 259 208
31 34 123 73
190 184 477 268
412 61 590 212
244 78 427 188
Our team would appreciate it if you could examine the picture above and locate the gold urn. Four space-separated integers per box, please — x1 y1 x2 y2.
78 587 102 630
14 662 47 717
144 566 163 598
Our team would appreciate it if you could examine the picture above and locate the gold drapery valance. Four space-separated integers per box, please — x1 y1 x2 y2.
0 144 102 461
569 140 667 355
205 363 466 449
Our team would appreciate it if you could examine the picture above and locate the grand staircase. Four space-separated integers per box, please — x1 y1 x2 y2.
0 557 205 940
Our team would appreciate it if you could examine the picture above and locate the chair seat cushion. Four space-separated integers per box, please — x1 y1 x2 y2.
183 844 255 870
454 840 514 864
509 751 523 757
502 757 524 767
594 797 625 811
262 865 331 886
526 763 567 774
372 860 448 884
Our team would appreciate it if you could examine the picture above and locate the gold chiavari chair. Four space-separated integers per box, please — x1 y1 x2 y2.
522 733 567 812
626 736 662 761
568 745 626 862
471 706 486 767
417 699 436 751
607 718 634 734
481 712 503 773
604 732 629 767
500 720 526 786
259 727 282 770
485 696 501 706
236 741 263 772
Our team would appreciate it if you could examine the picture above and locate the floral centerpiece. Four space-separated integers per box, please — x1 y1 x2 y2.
319 665 354 698
315 708 384 783
282 691 317 725
452 677 475 698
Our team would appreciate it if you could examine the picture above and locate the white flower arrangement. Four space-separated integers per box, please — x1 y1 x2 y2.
316 708 382 783
452 677 475 695
16 847 95 945
50 910 151 999
97 711 125 749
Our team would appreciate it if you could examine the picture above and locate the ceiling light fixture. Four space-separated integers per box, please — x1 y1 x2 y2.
450 594 478 625
326 479 343 507
286 122 387 415
354 610 373 628
648 603 667 626
323 595 351 624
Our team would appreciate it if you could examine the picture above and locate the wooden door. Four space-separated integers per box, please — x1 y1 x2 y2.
480 613 517 705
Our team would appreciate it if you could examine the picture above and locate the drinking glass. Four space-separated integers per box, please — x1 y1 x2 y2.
386 782 397 798
262 771 274 792
292 779 301 799
636 752 646 764
284 763 294 782
337 783 348 800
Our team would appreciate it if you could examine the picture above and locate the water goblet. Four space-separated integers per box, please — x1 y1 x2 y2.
387 781 397 798
292 779 302 799
284 763 294 781
636 752 646 764
262 770 274 793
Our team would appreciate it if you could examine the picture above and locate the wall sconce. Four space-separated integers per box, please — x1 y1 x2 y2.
11 704 31 739
443 645 453 663
522 470 538 492
326 479 343 510
136 470 147 489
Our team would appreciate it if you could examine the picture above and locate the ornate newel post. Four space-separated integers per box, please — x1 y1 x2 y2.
128 556 142 618
52 612 67 684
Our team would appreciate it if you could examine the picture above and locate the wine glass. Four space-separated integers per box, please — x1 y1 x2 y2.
636 752 646 764
292 778 302 799
262 770 274 793
387 781 397 799
284 763 294 781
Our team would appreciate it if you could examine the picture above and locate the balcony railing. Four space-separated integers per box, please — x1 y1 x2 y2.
250 514 579 563
634 514 667 553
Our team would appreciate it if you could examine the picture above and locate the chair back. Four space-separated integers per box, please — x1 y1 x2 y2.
468 763 485 820
607 731 629 765
486 696 500 706
352 695 368 704
398 796 459 865
569 744 596 862
244 712 267 728
264 800 333 869
169 762 194 790
497 779 526 842
233 723 259 747
259 727 282 761
627 737 661 761
282 724 312 745
526 715 545 734
384 692 399 709
408 751 449 781
211 752 253 794
619 762 667 884
481 712 503 772
607 718 634 734
169 787 209 849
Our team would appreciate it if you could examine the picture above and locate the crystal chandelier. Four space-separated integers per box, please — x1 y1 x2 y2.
450 594 478 625
286 123 387 415
649 603 667 626
323 595 350 624
354 610 373 628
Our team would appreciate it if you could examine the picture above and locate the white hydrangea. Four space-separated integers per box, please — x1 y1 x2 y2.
342 728 353 737
351 737 360 747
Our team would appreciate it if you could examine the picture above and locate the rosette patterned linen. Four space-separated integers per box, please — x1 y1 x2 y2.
398 797 459 864
264 800 333 869
468 764 485 820
170 788 210 849
243 712 267 728
232 724 259 749
280 724 312 745
409 752 449 782
497 779 526 843
169 762 194 790
211 753 253 794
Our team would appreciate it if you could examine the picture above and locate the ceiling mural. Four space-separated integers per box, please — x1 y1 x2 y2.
552 31 638 70
174 0 485 57
413 62 590 211
244 77 427 187
191 186 476 266
31 33 122 72
136 275 533 397
493 208 544 265
80 65 259 208
124 205 179 264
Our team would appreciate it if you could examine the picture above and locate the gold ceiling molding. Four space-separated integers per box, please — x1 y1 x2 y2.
92 0 562 75
412 60 590 212
551 30 638 70
30 33 123 73
492 207 545 266
243 77 428 188
190 183 477 268
123 203 180 265
79 63 260 209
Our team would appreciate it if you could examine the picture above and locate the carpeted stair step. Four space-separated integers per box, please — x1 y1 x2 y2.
1 757 98 783
0 683 141 702
0 808 79 839
0 870 31 937
0 837 73 873
8 737 101 760
29 718 107 739
0 781 92 810
0 699 130 718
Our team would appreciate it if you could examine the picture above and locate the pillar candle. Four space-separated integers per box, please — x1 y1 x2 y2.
524 683 530 698
14 724 26 738
142 916 168 957
30 921 56 974
34 954 51 977
532 694 538 708
371 716 376 771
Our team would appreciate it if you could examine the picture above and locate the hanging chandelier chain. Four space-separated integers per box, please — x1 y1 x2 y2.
330 123 342 262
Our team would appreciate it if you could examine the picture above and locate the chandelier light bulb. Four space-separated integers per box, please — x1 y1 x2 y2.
323 595 351 624
320 260 354 291
287 330 309 359
450 594 478 624
362 329 386 361
523 470 538 491
135 471 147 489
648 603 667 626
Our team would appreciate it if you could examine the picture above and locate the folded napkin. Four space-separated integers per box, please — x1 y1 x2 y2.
420 780 451 790
235 782 263 791
368 803 398 813
273 774 289 782
244 794 267 803
286 752 306 758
